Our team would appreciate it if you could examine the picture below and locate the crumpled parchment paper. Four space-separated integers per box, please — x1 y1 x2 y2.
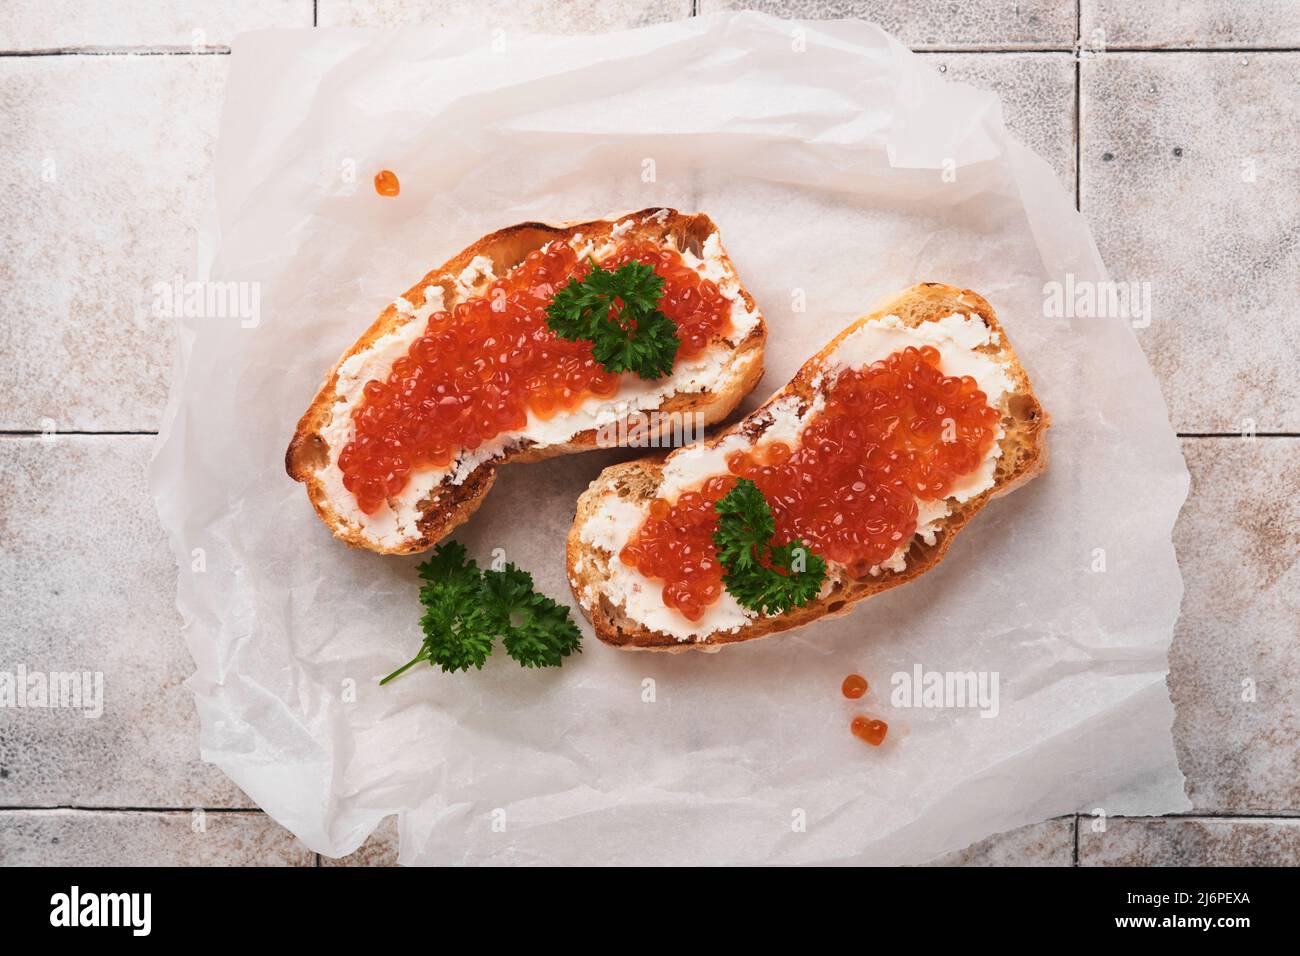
151 11 1190 865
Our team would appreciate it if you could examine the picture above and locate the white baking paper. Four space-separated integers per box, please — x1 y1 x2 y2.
151 12 1191 865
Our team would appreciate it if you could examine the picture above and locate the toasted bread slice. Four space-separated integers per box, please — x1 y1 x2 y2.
287 209 767 554
567 283 1050 651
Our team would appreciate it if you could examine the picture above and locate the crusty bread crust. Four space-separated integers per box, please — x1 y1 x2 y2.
566 283 1050 652
286 208 767 554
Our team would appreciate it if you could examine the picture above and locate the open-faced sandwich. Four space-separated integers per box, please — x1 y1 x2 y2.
287 209 767 554
567 282 1050 650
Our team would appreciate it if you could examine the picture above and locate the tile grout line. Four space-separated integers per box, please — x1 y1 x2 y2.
912 45 1300 53
1179 433 1300 439
0 805 268 813
911 45 1300 53
1074 0 1081 212
1080 45 1300 53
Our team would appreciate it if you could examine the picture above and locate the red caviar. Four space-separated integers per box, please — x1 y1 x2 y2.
842 674 869 699
374 170 400 196
851 715 888 746
340 239 732 514
619 345 1000 620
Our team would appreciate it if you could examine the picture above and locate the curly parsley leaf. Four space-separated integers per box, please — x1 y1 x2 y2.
545 259 679 381
412 541 493 675
381 543 582 685
712 478 828 617
712 478 775 573
589 304 679 381
482 564 583 669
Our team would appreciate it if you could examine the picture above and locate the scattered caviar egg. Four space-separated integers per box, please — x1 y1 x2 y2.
619 346 999 617
374 169 400 197
851 715 888 746
342 239 732 513
842 674 868 699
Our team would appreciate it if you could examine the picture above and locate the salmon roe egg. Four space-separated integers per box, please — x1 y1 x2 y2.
618 345 1000 620
851 716 888 746
340 239 732 514
842 674 868 699
374 169 400 196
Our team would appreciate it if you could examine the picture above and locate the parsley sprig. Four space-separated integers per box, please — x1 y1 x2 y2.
545 259 680 380
380 541 582 684
712 478 828 616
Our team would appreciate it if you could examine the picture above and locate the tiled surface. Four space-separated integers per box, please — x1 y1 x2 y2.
3 1 1299 867
918 52 1076 191
928 819 1074 866
0 436 249 808
0 55 227 432
1081 52 1300 433
0 811 313 866
699 0 1078 49
1079 817 1300 866
317 0 692 31
321 816 401 866
1082 1 1300 50
1170 439 1300 812
0 1 312 51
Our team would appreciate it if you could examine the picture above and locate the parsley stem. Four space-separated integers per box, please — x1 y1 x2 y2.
379 651 427 685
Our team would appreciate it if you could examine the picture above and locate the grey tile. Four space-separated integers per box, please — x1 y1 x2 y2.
698 1 1077 49
919 52 1076 191
0 810 312 865
1082 1 1300 50
1170 438 1300 812
0 436 248 808
1080 53 1300 432
317 0 692 30
0 55 226 432
320 816 400 866
0 1 311 51
1079 817 1300 866
928 818 1074 866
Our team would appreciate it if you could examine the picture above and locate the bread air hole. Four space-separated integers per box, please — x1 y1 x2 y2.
1008 393 1039 423
296 434 329 472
